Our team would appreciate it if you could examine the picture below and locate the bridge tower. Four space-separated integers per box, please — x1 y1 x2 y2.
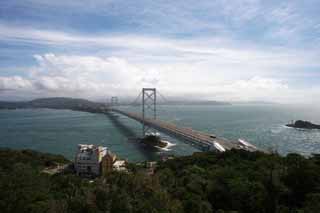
110 96 118 110
142 88 156 136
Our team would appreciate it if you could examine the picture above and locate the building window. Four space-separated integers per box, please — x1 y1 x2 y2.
87 166 92 173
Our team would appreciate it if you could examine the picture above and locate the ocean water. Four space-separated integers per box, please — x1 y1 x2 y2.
1 104 320 162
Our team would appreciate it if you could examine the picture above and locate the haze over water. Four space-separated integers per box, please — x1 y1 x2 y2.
1 104 320 162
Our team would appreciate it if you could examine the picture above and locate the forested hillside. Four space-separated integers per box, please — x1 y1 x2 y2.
1 148 320 212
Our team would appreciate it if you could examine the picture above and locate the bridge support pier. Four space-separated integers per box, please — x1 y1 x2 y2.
110 96 118 111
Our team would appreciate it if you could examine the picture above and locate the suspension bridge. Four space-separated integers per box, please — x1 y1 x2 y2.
106 88 259 152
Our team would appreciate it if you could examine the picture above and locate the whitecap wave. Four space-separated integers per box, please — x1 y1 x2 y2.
155 140 176 151
270 125 286 134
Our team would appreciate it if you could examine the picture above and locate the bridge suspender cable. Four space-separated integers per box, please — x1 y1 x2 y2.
129 91 142 106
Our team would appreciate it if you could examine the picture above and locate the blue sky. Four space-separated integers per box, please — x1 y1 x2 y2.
0 0 319 102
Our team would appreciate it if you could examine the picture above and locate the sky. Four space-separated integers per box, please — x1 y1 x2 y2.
0 0 319 103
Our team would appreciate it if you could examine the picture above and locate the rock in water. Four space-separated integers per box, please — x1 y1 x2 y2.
286 120 320 129
140 135 167 148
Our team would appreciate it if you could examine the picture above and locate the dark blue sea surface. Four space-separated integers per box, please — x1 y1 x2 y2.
1 104 320 161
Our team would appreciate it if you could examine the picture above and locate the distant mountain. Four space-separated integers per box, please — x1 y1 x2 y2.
0 97 104 110
231 101 277 105
29 97 103 109
0 101 29 109
0 97 230 110
157 100 231 106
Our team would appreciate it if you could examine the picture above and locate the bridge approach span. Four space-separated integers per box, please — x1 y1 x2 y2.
110 108 258 152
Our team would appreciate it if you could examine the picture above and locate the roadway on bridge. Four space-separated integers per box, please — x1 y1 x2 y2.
108 109 258 152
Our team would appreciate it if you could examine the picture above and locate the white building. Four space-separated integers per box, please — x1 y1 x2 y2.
74 144 107 177
113 160 127 172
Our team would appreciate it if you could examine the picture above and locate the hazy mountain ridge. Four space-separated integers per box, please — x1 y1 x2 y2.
230 101 277 105
0 97 104 110
0 97 231 110
160 100 231 106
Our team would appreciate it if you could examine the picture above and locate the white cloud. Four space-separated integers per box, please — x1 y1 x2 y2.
263 2 317 42
0 53 319 104
0 76 33 91
217 0 261 23
0 22 319 103
217 76 289 101
1 22 318 66
28 54 144 97
158 75 291 101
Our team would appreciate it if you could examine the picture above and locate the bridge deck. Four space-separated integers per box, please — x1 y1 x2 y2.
110 109 258 152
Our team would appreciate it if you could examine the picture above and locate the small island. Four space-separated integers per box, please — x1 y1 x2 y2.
286 120 320 129
140 135 167 148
